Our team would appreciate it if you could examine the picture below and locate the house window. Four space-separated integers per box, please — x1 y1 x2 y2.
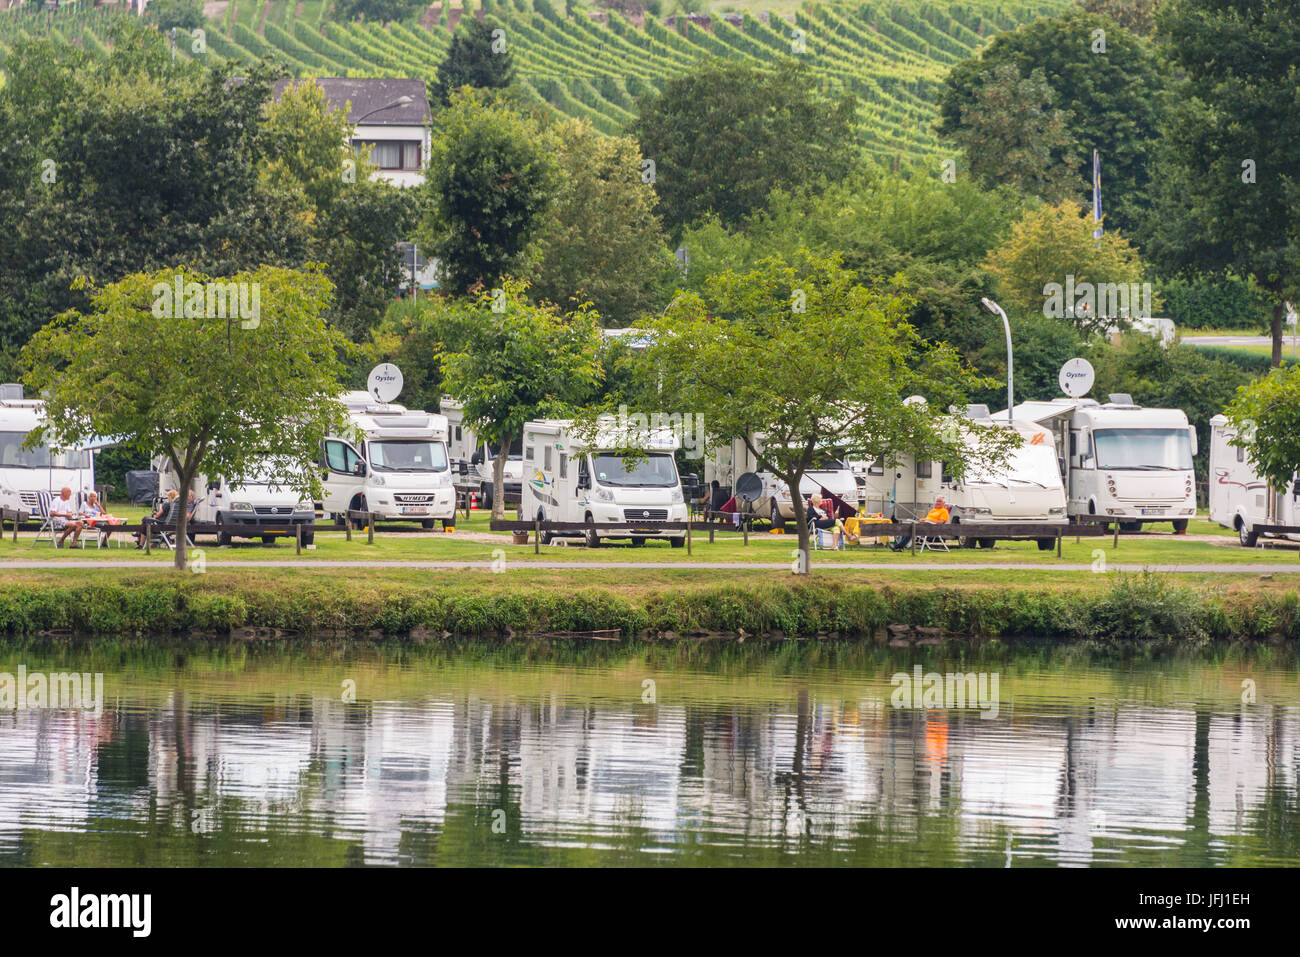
525 444 534 462
559 453 567 479
916 460 932 479
355 140 421 171
544 446 553 471
941 461 953 483
454 426 462 442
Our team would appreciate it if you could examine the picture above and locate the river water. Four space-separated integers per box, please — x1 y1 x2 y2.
0 642 1296 867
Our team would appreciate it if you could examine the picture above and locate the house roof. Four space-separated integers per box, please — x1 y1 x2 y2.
270 78 432 127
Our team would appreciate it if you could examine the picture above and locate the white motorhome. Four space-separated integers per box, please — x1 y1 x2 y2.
1208 414 1299 547
852 413 1068 547
441 398 523 510
1003 395 1197 531
155 456 316 545
704 436 859 531
521 419 687 547
320 391 455 527
0 384 96 516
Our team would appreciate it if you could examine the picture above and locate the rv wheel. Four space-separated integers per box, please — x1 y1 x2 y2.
421 520 436 529
629 537 646 547
1120 521 1141 533
1238 520 1258 548
1171 519 1189 533
584 514 601 548
261 535 276 545
977 538 995 549
769 502 786 532
216 516 232 548
481 483 493 511
1036 538 1054 551
669 537 685 548
301 531 314 546
537 510 553 546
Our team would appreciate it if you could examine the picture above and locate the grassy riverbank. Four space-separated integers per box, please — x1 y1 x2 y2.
0 568 1297 644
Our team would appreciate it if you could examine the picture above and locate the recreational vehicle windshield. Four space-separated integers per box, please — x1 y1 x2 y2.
521 419 687 547
1003 397 1197 531
321 391 455 527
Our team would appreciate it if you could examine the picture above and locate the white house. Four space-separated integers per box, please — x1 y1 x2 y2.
271 77 433 189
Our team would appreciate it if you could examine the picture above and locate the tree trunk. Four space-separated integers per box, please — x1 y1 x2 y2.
172 496 189 571
492 441 511 520
788 469 810 574
1272 302 1285 367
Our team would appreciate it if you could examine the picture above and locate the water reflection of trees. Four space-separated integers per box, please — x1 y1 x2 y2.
0 687 1296 867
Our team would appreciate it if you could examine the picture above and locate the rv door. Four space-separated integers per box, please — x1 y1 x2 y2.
322 439 366 514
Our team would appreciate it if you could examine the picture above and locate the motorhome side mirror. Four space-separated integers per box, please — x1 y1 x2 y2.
458 461 469 476
1292 479 1300 497
1081 456 1094 469
471 450 483 466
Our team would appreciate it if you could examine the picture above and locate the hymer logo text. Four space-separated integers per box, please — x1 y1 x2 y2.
50 888 151 938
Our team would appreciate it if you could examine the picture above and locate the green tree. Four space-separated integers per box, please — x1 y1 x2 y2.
527 119 674 324
433 16 516 105
438 281 604 518
0 27 311 374
1224 364 1300 494
642 252 1006 567
1150 0 1300 366
984 199 1148 335
21 266 349 570
149 0 206 32
419 90 561 295
938 9 1167 238
632 60 860 236
944 62 1078 202
332 0 425 22
1078 0 1160 35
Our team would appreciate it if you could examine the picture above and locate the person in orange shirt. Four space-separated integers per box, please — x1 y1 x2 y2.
890 496 949 551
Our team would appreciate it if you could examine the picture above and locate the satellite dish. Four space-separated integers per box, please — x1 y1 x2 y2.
1058 357 1095 398
735 472 763 503
367 363 403 403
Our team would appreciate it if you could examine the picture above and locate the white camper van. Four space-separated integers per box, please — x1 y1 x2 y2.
851 413 1068 547
320 391 455 527
1208 414 1299 546
155 456 316 545
521 419 687 547
704 436 859 531
0 384 96 516
441 398 523 510
1004 395 1197 531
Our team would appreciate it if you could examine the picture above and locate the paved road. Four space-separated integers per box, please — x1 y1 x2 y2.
1183 334 1274 346
0 559 1295 573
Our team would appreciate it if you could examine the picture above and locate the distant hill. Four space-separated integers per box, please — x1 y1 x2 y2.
0 0 1069 163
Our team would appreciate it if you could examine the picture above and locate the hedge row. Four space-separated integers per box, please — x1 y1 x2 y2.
0 574 1294 643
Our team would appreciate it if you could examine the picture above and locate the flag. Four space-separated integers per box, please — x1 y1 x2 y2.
1092 149 1103 240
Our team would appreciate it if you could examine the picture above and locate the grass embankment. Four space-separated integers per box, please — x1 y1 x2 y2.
0 567 1297 644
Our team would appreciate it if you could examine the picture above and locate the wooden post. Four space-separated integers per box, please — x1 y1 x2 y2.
1056 528 1062 558
686 519 692 555
295 523 302 555
1113 521 1119 550
145 524 151 554
709 513 715 544
345 513 352 542
366 511 374 545
910 522 917 556
534 517 540 554
742 517 748 546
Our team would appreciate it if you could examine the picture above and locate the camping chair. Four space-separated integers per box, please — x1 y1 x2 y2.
916 527 951 552
141 499 177 550
30 490 56 547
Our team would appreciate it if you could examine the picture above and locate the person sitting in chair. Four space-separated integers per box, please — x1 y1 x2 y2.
807 492 842 549
51 486 84 548
890 496 949 551
137 489 179 549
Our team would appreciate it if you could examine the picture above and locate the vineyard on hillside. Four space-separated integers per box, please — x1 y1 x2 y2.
0 0 1067 164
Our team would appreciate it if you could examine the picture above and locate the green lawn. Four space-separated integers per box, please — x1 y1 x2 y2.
8 507 1299 572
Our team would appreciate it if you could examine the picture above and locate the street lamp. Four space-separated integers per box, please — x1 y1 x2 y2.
355 95 414 124
981 297 1014 427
